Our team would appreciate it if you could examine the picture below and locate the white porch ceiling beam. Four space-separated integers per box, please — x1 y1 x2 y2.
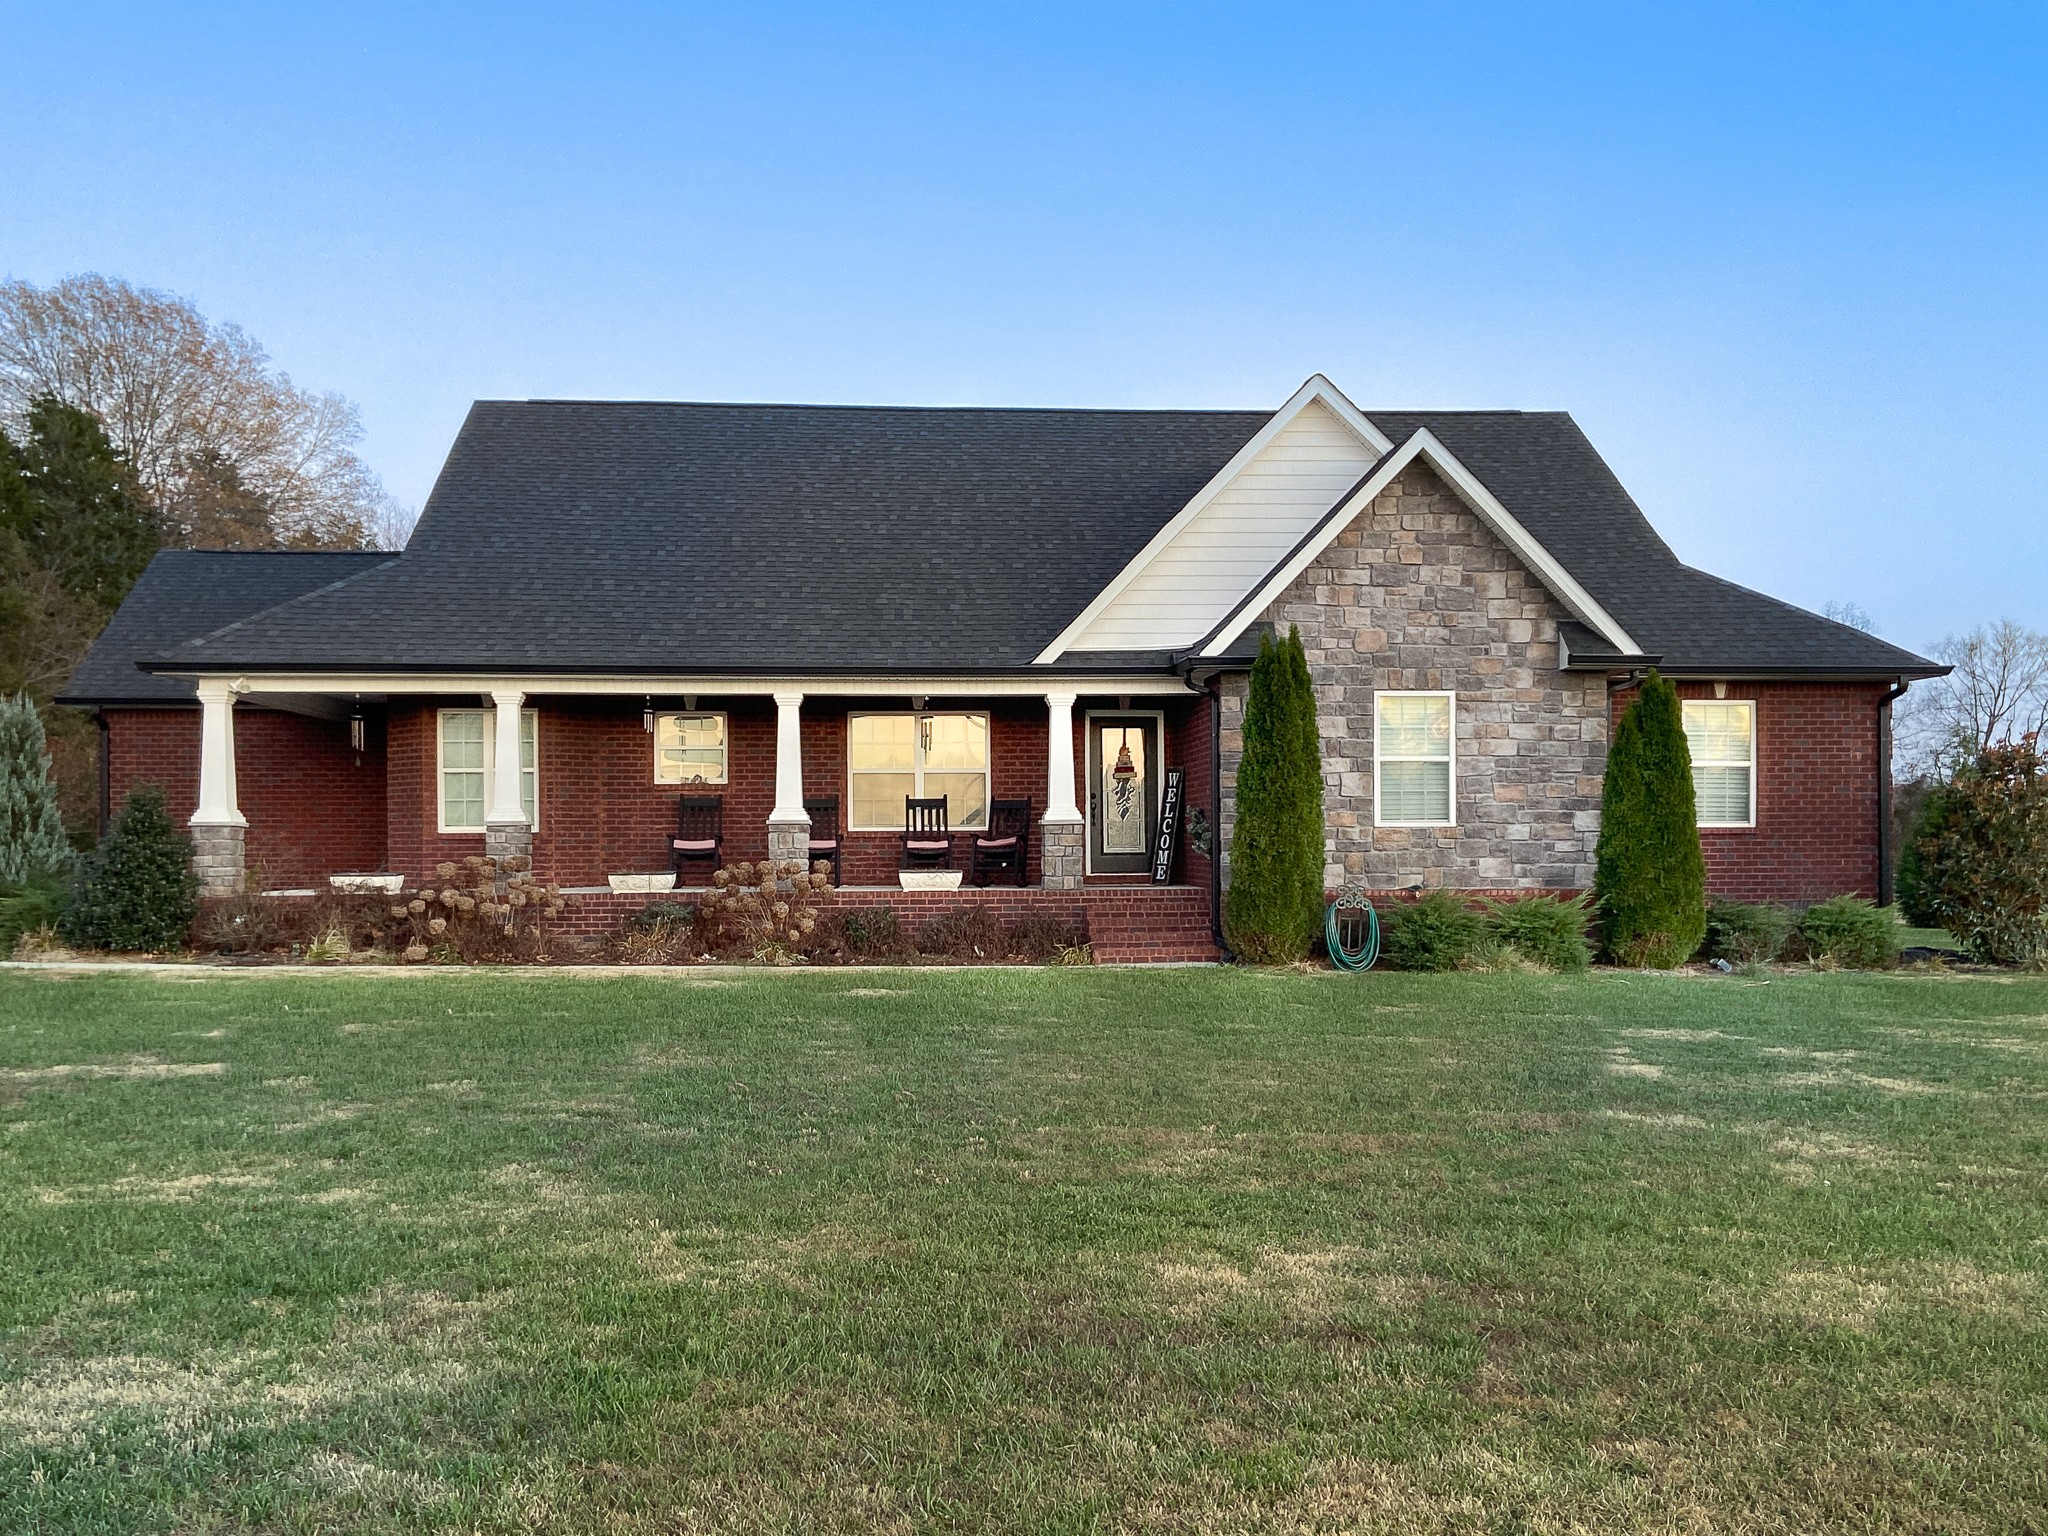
204 673 1202 698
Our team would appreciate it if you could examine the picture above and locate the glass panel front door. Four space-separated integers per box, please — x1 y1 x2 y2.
1087 716 1160 874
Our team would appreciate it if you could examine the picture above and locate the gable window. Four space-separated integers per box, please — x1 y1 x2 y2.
1683 699 1755 827
438 708 537 833
1374 691 1455 826
654 712 727 784
848 712 989 830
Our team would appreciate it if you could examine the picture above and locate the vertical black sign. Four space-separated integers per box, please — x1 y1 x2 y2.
1151 768 1184 885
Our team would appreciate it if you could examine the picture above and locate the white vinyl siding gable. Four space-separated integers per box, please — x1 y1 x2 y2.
1683 700 1755 827
1065 400 1381 651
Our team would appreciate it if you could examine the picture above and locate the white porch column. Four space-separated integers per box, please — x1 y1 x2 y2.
766 691 812 872
484 687 531 864
190 679 246 894
1041 691 1084 888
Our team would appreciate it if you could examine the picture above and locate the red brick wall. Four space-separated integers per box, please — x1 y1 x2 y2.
110 693 1216 905
104 705 386 885
1609 680 1885 903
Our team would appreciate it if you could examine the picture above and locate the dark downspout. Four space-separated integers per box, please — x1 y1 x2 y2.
1877 679 1908 905
95 708 111 841
1208 676 1229 958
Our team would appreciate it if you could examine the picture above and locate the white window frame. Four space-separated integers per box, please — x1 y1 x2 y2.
436 708 539 834
1372 689 1457 828
846 711 992 831
1683 698 1757 829
652 710 729 785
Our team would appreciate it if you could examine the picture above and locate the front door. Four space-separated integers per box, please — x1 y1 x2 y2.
1086 715 1161 874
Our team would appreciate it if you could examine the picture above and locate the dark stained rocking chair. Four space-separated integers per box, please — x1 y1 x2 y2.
900 796 953 872
803 794 843 886
971 798 1032 887
669 794 724 882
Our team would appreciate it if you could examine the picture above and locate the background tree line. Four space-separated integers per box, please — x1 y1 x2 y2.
0 274 412 831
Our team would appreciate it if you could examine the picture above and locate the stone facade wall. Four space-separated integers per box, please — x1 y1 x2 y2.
1220 463 1608 893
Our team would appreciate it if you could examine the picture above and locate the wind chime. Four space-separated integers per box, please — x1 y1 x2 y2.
349 699 365 765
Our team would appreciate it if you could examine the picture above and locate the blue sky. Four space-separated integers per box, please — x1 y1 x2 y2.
4 2 2043 649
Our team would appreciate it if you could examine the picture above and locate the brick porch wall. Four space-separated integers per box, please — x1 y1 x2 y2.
552 884 1216 962
1610 679 1886 903
105 705 386 886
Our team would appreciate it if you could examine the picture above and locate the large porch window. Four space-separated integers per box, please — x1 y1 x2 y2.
848 712 989 830
438 708 537 832
653 712 727 784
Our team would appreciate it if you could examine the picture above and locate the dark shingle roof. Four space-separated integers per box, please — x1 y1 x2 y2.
150 403 1269 674
117 398 1936 681
59 550 393 704
1366 411 1939 676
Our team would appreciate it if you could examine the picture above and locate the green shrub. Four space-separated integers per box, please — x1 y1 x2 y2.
1703 899 1794 965
1381 890 1484 972
0 692 73 885
838 906 902 958
1916 737 2048 966
0 873 66 956
1893 781 1947 928
627 899 699 934
1795 896 1901 969
1482 894 1593 972
1225 626 1325 963
58 785 196 952
1595 671 1707 967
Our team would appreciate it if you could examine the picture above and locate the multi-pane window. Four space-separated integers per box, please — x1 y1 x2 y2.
848 713 989 830
1683 699 1755 827
1374 692 1455 826
437 709 537 832
653 712 727 783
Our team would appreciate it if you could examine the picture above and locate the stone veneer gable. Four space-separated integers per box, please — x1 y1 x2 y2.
1219 462 1608 892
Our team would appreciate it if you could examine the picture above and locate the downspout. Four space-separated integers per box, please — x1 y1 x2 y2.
1877 678 1909 905
1208 674 1229 960
95 708 111 841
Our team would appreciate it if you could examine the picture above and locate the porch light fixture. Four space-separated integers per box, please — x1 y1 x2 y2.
683 694 697 711
643 696 655 733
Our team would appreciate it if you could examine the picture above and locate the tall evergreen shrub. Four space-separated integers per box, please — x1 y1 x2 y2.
1918 736 2048 966
0 692 71 884
1595 671 1706 966
1225 627 1325 962
60 785 196 951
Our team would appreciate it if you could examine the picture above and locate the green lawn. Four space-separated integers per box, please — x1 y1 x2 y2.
2 966 2045 1534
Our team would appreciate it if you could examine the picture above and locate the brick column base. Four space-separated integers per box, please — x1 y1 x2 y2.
190 823 246 895
1041 818 1084 889
485 822 533 868
766 816 812 878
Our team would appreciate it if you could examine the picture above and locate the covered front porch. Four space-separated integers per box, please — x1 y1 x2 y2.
176 672 1218 914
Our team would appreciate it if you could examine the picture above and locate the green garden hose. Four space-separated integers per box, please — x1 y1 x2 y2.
1325 892 1380 972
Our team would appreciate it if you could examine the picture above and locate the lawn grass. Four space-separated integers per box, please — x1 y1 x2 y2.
1 964 2045 1533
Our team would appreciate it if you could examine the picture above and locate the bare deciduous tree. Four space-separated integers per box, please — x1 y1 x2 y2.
1896 620 2048 778
0 274 408 549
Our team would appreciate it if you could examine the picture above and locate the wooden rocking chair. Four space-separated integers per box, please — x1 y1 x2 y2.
971 798 1032 887
803 795 843 886
669 794 724 881
899 796 953 872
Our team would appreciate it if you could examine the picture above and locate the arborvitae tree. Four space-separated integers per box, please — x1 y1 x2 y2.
1225 626 1325 962
59 785 196 951
1595 670 1707 966
0 692 72 884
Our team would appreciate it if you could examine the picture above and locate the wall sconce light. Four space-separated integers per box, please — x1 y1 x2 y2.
683 694 697 711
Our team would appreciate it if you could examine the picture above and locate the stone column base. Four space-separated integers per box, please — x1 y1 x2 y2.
766 816 812 876
1040 817 1085 889
485 821 533 868
190 822 246 896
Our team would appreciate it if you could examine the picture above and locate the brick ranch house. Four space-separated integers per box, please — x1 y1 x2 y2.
60 375 1942 960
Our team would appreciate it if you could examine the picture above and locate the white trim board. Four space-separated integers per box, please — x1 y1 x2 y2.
1195 427 1641 659
1034 375 1393 663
